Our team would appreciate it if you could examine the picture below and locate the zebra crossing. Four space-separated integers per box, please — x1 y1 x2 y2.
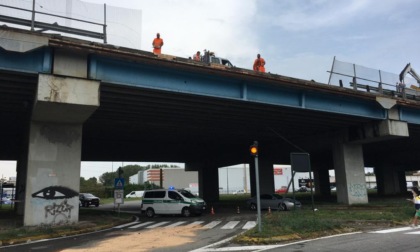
370 226 420 235
113 220 257 230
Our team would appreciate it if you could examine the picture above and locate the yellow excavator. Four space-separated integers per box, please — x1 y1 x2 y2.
400 63 420 91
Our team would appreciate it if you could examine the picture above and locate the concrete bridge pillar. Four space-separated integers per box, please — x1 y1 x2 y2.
313 168 331 196
196 162 219 204
23 74 99 226
249 159 275 195
332 139 368 205
375 165 404 195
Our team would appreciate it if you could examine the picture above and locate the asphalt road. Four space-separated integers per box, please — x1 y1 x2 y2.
4 202 418 252
0 201 257 252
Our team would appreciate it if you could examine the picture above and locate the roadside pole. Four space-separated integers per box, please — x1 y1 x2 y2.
250 141 262 232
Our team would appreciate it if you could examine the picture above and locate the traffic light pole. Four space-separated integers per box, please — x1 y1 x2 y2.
254 154 262 232
250 140 262 233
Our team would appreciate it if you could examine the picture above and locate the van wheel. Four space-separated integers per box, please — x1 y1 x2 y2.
146 208 155 218
182 207 191 217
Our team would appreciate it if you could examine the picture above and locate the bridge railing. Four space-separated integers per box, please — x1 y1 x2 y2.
327 57 420 101
0 3 107 43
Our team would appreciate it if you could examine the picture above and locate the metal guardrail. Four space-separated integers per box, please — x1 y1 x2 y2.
0 3 107 43
328 57 420 101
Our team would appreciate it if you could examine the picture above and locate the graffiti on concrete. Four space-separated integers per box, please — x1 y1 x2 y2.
44 199 74 224
348 183 367 198
32 186 78 200
32 186 78 225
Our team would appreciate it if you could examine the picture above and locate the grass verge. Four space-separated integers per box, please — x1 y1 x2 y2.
233 196 413 245
0 208 133 246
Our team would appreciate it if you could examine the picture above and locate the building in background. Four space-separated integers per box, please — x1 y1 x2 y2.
218 164 250 194
129 168 198 193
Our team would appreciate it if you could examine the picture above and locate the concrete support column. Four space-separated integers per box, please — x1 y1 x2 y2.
23 74 99 226
313 169 331 196
375 164 402 195
259 159 275 194
24 123 83 226
197 162 219 205
333 140 368 204
15 159 27 215
249 158 275 195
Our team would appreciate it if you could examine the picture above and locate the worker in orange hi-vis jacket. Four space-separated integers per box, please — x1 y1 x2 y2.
152 33 164 54
193 51 201 61
253 54 266 72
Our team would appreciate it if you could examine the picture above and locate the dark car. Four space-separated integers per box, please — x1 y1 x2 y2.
246 193 302 211
79 193 100 207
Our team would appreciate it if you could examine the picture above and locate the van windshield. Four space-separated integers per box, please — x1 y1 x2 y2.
178 190 196 198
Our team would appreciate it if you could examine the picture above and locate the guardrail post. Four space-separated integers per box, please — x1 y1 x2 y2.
352 77 357 90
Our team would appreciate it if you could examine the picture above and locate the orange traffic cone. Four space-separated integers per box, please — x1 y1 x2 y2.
236 206 240 214
211 206 215 215
268 206 272 214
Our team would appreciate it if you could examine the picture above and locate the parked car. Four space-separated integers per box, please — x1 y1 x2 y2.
1 197 12 205
140 188 206 217
79 193 100 207
246 193 302 211
275 186 288 194
232 189 246 195
126 190 144 198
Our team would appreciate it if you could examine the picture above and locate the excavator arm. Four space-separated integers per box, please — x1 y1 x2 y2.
399 63 420 85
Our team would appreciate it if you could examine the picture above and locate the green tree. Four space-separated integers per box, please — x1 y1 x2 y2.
99 172 115 187
99 165 147 186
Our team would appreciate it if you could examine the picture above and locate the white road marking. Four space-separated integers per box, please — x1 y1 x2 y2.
370 226 418 233
186 221 205 227
113 221 139 229
129 221 155 229
202 221 222 229
221 221 240 229
146 221 170 228
165 221 187 228
242 221 257 230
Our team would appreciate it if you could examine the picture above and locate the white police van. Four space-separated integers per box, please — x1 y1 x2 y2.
140 188 206 217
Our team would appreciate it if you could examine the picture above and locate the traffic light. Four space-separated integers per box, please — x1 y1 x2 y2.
250 141 258 156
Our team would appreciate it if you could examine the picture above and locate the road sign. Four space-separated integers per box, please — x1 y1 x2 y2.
114 189 124 204
114 178 125 189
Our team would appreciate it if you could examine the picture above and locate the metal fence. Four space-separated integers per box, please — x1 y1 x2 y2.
0 0 142 48
327 57 419 100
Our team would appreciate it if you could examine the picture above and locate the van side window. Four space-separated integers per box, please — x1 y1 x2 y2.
168 191 181 200
144 191 166 198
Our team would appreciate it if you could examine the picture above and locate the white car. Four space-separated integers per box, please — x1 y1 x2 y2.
233 190 246 195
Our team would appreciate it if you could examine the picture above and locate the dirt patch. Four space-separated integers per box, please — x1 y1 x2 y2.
61 225 201 252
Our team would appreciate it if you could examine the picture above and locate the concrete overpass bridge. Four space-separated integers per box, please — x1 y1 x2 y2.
1 27 420 226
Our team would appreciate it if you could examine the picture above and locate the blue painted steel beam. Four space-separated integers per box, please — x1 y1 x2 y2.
400 107 420 124
0 47 52 74
89 55 386 120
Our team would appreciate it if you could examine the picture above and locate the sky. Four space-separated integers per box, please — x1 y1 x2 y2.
0 0 419 180
79 0 420 83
